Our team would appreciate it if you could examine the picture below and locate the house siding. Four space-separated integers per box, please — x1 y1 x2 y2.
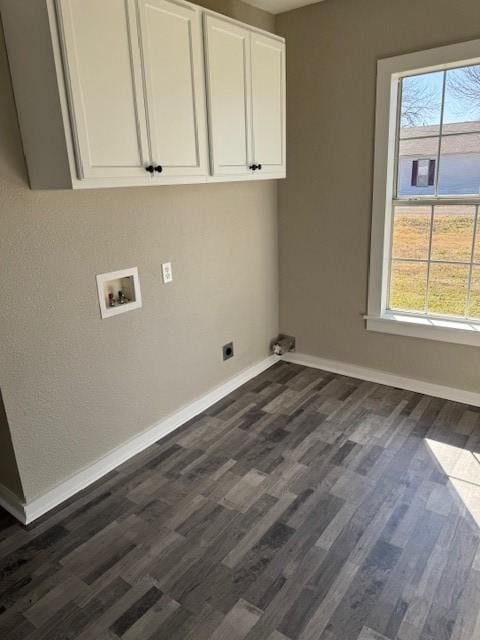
398 154 480 196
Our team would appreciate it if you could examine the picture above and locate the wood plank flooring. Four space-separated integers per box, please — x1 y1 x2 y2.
1 361 480 639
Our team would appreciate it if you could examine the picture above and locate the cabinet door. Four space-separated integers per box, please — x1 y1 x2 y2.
137 0 208 177
56 0 149 179
204 16 252 176
250 33 286 177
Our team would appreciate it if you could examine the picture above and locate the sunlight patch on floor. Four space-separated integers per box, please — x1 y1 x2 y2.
426 438 480 527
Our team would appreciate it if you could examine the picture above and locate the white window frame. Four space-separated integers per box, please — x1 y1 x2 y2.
367 39 480 348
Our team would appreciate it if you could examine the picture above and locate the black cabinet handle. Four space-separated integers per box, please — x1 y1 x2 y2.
145 165 154 174
155 165 163 173
249 164 258 171
257 164 262 170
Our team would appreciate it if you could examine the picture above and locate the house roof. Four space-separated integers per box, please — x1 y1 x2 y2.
400 121 480 156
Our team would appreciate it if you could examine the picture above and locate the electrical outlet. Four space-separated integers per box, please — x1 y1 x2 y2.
223 342 234 361
162 262 173 284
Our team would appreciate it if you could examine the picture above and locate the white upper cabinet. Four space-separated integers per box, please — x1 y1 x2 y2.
204 16 252 176
136 0 208 177
1 0 285 189
58 0 208 182
250 32 286 177
204 14 286 180
56 0 149 179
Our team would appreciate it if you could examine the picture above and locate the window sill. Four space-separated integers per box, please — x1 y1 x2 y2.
365 312 480 347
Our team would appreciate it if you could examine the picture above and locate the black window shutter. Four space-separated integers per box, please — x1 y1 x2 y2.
411 160 418 186
428 159 436 186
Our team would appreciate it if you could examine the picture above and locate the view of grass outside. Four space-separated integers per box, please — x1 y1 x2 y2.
389 206 480 318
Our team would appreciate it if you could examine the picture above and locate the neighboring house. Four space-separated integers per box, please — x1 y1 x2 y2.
398 121 480 196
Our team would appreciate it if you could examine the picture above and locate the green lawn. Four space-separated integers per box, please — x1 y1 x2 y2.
389 207 480 318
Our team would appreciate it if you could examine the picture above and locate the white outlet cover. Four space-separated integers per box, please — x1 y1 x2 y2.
162 262 173 284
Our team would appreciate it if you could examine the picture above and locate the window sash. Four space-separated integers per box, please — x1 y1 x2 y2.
387 200 480 321
385 199 480 322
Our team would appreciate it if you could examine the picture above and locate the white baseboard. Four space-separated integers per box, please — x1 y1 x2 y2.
282 352 480 407
6 350 476 526
2 355 278 525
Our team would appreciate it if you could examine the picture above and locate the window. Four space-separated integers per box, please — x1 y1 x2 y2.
368 39 480 346
411 159 435 187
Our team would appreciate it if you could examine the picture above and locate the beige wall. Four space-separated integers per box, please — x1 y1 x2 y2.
0 389 24 499
197 0 274 29
0 0 278 502
277 0 480 393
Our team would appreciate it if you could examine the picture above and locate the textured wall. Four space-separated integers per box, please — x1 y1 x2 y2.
0 0 278 502
196 0 274 28
0 389 23 499
277 0 480 392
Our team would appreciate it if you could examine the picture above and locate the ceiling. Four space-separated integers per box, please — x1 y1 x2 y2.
243 0 324 15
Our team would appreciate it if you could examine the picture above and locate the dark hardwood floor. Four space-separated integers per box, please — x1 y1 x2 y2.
1 361 480 640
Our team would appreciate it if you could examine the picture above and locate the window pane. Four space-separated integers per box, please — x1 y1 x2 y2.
428 263 469 316
443 65 480 130
400 72 443 137
397 137 438 196
389 261 428 312
468 267 480 319
430 205 475 262
392 206 431 259
438 133 480 195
